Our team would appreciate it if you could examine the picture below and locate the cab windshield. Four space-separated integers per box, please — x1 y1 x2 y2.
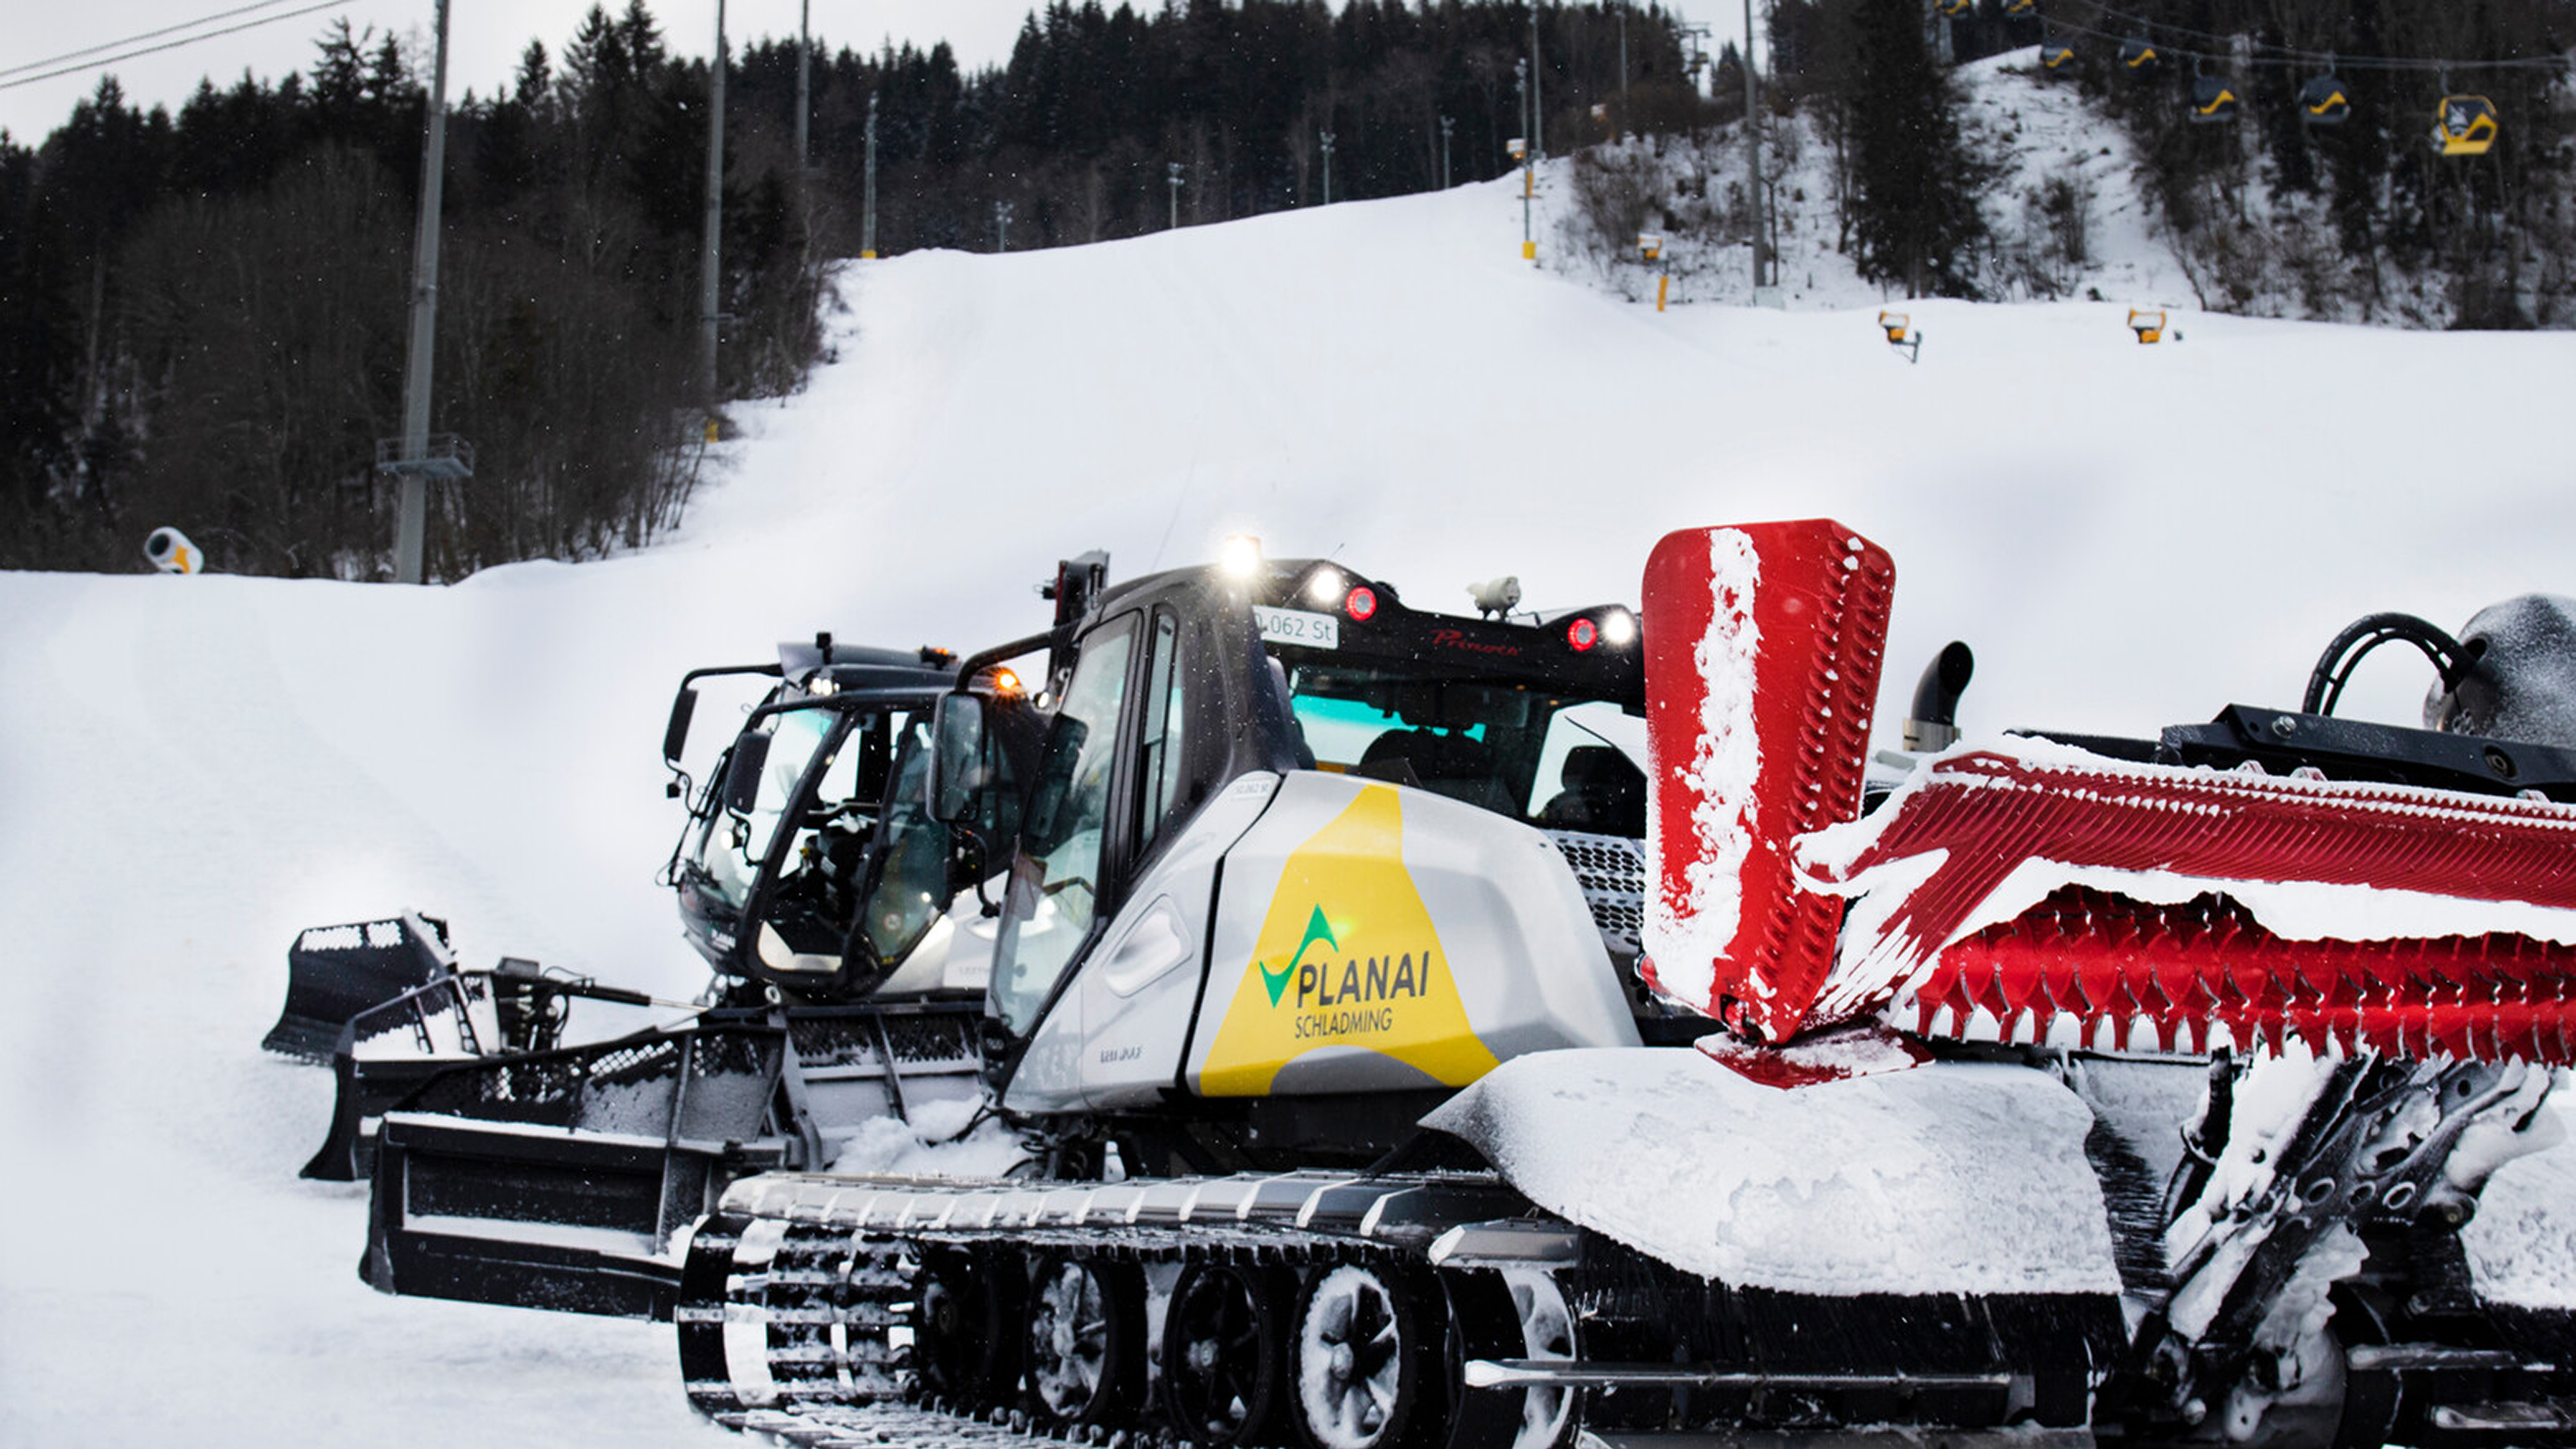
1283 659 1645 836
695 705 840 913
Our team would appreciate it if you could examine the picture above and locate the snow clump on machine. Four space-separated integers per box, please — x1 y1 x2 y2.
1423 1047 2120 1297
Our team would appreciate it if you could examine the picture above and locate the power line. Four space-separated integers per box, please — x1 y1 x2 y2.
0 0 303 81
0 0 358 94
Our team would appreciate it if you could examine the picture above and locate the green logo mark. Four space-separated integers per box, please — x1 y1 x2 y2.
1261 906 1337 1007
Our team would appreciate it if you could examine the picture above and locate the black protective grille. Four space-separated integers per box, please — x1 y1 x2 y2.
786 1006 980 1067
401 1024 781 1131
879 1012 980 1064
1546 829 1647 953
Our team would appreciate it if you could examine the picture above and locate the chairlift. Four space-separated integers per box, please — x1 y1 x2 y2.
2003 0 2037 14
2038 36 2076 70
2190 68 2240 124
1938 0 1971 16
2120 37 2159 72
2298 72 2351 126
2433 93 2500 156
2128 308 2166 344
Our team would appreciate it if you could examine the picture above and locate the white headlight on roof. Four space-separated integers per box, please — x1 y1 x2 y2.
1218 534 1263 579
1600 608 1638 646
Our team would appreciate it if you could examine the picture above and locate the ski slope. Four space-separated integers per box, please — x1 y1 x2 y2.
4 157 2576 1445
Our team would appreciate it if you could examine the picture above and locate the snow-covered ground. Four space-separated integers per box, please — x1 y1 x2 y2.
5 157 2576 1443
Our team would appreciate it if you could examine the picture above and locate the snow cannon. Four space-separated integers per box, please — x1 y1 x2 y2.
144 526 202 574
1637 520 1894 1044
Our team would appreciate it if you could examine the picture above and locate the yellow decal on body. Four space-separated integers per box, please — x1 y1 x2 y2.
1199 784 1500 1096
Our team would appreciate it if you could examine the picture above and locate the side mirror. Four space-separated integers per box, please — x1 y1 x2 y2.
663 686 700 765
927 694 987 824
722 732 771 816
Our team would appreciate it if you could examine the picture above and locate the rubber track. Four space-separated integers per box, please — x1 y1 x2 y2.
680 1172 1534 1441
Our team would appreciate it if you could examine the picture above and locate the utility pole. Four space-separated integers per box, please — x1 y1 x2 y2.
1530 5 1544 160
1515 58 1534 262
700 0 727 415
1319 130 1335 204
1167 162 1184 229
794 0 810 180
387 0 465 584
1618 5 1629 110
1743 0 1773 297
861 93 880 258
994 200 1014 251
1439 114 1453 189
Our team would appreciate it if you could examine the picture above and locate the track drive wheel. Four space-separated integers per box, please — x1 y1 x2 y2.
2325 1286 2401 1449
1022 1252 1142 1426
1162 1261 1289 1446
1290 1260 1443 1449
914 1245 1018 1411
1505 1269 1577 1449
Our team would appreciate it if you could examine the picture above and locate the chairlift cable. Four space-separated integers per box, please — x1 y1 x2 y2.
0 0 305 81
0 0 358 93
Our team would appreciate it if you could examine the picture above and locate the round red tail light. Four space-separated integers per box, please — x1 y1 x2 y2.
1345 585 1379 622
1567 617 1599 652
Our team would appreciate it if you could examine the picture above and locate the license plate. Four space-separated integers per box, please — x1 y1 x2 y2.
1253 606 1340 650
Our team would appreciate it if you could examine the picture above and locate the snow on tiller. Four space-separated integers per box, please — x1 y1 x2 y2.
1639 519 2576 1071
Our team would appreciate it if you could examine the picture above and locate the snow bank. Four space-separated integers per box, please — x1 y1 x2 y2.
1423 1048 2120 1296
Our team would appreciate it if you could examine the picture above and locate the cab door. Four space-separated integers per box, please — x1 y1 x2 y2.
991 599 1255 1112
989 611 1148 1102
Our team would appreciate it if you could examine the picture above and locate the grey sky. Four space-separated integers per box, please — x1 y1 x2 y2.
5 0 1751 149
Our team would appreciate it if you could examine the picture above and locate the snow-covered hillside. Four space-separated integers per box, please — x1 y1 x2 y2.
1548 48 2574 327
1542 51 2198 312
4 163 2575 1444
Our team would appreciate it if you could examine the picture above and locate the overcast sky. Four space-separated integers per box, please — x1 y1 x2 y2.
3 0 1754 147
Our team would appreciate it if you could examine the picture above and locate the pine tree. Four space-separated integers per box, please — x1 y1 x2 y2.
1845 0 1986 297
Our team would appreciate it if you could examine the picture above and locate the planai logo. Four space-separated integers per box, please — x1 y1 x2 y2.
1200 783 1497 1096
1261 906 1337 1006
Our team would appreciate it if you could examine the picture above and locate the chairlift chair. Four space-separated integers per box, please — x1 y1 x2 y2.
2038 36 2076 70
1938 0 1971 16
2190 72 2240 123
2120 37 2159 72
2128 308 2166 344
2004 0 2037 14
2434 94 2500 156
2299 73 2351 126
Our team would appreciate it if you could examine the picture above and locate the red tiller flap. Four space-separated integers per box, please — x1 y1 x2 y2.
1638 521 1895 1043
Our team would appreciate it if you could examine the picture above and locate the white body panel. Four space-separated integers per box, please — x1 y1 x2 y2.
1002 773 1284 1115
1074 773 1285 1109
1182 770 1639 1097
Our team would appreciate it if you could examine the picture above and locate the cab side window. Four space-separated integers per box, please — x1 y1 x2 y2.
1135 609 1188 853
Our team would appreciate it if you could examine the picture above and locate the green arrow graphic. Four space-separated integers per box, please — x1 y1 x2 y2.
1260 905 1338 1007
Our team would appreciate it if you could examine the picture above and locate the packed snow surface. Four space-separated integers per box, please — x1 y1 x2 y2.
1424 1048 2120 1295
5 149 2576 1442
